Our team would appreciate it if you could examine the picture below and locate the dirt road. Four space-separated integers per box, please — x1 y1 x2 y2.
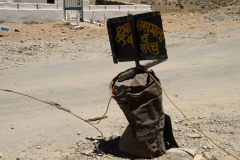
0 7 240 160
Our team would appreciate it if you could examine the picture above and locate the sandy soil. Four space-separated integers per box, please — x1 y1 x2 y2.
0 6 240 160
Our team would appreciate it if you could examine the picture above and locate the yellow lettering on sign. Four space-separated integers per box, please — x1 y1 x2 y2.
136 20 165 43
114 20 164 56
136 20 165 55
140 42 159 55
115 22 132 46
140 34 149 44
148 42 159 55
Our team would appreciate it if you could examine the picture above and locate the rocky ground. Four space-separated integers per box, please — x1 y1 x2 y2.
0 6 239 71
0 5 240 160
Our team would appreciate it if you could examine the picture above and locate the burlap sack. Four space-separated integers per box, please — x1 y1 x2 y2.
109 68 166 158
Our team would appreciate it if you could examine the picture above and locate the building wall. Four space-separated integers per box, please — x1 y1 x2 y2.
0 1 151 22
14 0 47 3
0 9 63 22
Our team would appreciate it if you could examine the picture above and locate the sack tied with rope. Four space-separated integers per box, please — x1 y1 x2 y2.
109 68 178 158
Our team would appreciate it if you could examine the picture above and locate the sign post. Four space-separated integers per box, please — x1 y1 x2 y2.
129 14 140 67
107 11 168 69
107 12 179 158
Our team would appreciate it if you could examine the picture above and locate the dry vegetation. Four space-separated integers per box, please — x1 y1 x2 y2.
151 0 240 12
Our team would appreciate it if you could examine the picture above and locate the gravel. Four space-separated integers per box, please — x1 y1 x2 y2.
0 7 239 160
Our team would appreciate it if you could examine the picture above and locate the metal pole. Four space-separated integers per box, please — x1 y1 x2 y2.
63 0 66 21
80 0 83 22
77 10 80 26
77 0 81 25
104 14 107 27
91 11 94 24
129 14 140 67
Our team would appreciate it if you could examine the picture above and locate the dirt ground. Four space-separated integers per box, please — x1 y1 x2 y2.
0 5 240 160
0 7 239 42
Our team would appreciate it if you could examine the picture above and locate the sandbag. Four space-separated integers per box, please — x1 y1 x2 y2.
109 68 166 158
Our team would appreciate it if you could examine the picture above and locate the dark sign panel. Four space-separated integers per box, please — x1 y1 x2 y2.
107 11 168 64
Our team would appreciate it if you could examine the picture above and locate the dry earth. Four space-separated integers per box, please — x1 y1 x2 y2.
0 5 240 160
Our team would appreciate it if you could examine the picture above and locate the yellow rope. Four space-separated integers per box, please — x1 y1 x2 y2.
142 69 239 160
88 97 112 125
105 67 239 160
0 88 104 137
1 68 239 160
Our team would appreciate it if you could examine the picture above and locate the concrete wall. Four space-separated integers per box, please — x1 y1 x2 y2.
0 1 151 22
14 0 47 3
0 2 150 10
0 9 63 22
88 4 150 10
83 10 151 22
0 2 61 9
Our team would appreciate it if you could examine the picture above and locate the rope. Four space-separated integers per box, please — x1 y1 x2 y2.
134 67 239 160
0 89 104 137
87 97 112 125
1 68 239 160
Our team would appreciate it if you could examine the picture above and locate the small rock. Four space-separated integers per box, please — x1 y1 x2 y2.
110 132 120 140
67 146 74 149
77 131 81 135
211 155 236 160
96 149 103 156
173 127 181 131
207 144 213 149
14 29 20 32
11 126 14 129
74 26 81 29
166 148 197 159
194 154 206 160
61 37 67 41
187 133 201 138
203 152 211 160
80 150 93 156
36 146 41 149
209 128 215 132
0 152 2 158
132 73 148 87
161 153 185 160
62 153 69 158
96 156 101 160
202 145 208 149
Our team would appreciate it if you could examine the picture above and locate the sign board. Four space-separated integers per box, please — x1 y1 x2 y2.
107 11 168 64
